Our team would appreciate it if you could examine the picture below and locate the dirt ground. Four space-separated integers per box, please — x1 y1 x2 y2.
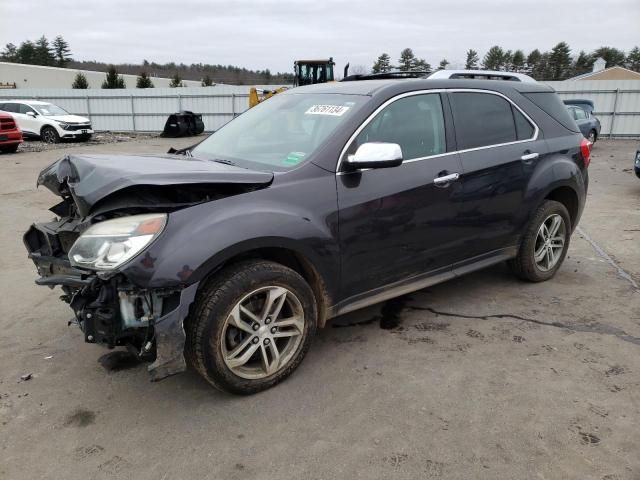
1 137 639 480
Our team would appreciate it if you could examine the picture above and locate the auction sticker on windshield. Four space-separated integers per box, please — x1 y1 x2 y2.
305 105 350 116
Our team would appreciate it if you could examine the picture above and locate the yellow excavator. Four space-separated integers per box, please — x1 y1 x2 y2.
249 58 339 108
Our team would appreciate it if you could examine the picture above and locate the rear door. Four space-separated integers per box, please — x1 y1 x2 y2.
337 92 464 299
447 90 546 260
17 104 40 135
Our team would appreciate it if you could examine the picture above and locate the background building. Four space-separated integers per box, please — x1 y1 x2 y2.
0 62 202 89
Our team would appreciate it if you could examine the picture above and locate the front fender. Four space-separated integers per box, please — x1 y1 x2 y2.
121 181 340 297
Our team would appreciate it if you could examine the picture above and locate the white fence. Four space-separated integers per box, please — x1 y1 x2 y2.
543 80 640 138
0 85 283 132
2 80 639 137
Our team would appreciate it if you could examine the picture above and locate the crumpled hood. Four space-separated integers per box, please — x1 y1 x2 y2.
37 153 273 217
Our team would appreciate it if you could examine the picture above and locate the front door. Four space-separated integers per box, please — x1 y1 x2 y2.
337 92 464 299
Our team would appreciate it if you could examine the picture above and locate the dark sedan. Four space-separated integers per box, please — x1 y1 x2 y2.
564 100 601 143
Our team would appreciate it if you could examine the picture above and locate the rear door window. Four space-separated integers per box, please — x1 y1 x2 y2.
513 107 535 140
19 104 35 114
449 92 519 149
574 108 588 120
1 103 19 113
352 93 446 160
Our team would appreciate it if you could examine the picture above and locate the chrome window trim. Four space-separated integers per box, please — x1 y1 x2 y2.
336 88 540 174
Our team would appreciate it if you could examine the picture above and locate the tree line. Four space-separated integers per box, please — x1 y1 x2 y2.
1 37 294 86
372 43 640 80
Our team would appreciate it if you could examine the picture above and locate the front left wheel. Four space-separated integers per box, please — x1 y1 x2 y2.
186 260 317 395
41 126 60 144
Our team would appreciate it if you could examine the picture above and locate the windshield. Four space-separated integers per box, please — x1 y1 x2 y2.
35 103 69 116
192 93 366 171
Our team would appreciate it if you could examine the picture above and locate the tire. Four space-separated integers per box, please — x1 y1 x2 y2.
588 130 597 143
509 200 571 282
0 143 19 153
186 260 317 395
41 126 60 144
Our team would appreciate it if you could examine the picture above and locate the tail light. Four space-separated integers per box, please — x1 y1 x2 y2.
580 138 591 168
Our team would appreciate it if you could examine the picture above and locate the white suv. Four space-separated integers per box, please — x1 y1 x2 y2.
0 100 93 143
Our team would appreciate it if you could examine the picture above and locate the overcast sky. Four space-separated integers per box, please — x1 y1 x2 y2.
1 0 638 74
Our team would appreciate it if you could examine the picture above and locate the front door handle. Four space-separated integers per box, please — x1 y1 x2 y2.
433 172 460 187
521 152 539 162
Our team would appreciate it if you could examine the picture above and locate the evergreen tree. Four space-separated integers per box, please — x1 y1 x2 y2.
438 58 450 70
71 73 89 89
412 58 431 72
502 50 513 71
483 46 506 70
548 42 572 80
526 49 542 73
591 46 626 68
136 71 154 88
1 43 18 62
372 53 392 73
511 50 525 72
625 46 640 72
531 52 552 80
201 75 214 86
398 48 416 71
34 36 55 66
572 50 593 76
102 65 126 88
52 35 72 67
465 49 479 70
169 73 184 87
16 41 37 64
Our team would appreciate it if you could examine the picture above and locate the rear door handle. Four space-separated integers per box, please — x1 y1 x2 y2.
521 152 539 162
433 172 460 187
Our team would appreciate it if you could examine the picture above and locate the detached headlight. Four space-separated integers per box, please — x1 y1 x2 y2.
69 214 167 270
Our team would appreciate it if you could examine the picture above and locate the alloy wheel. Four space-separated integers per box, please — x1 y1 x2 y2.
42 128 57 144
221 286 305 379
533 214 566 272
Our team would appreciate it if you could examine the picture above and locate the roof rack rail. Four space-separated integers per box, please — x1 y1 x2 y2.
426 69 537 83
341 70 430 82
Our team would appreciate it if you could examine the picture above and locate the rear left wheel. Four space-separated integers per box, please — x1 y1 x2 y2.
186 260 317 395
588 130 597 143
509 200 571 282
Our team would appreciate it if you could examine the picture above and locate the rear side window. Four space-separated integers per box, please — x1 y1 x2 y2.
513 107 535 140
353 93 446 160
524 92 580 132
1 103 19 113
450 92 518 149
574 108 587 120
19 104 35 114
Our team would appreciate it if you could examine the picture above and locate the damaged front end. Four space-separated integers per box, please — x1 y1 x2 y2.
25 153 273 380
24 213 199 380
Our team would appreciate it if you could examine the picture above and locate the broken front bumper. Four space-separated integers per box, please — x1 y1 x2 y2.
24 221 198 381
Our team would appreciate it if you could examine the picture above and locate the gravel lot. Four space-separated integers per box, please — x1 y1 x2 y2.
1 137 639 480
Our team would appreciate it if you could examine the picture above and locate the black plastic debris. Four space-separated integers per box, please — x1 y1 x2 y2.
161 111 205 137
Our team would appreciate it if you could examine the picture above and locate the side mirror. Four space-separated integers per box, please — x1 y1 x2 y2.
345 142 403 170
26 111 37 118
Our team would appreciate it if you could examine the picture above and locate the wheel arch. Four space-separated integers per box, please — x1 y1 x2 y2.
544 185 579 229
195 243 333 328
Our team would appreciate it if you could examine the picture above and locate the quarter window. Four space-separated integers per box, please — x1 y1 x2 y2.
574 108 587 120
352 94 446 161
450 92 533 149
